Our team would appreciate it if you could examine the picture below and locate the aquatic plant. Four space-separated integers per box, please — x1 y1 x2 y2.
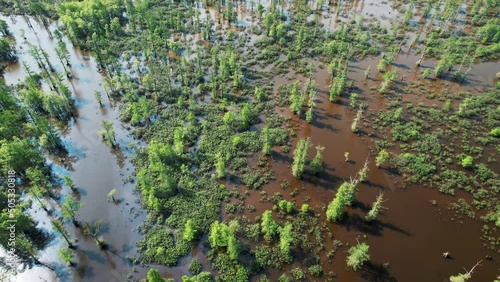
346 241 370 271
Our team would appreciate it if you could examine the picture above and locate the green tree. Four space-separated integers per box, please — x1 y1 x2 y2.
239 103 253 130
261 210 279 242
107 188 117 203
184 219 198 241
223 111 236 126
449 261 482 282
61 195 84 227
461 156 473 168
358 159 369 182
0 19 9 35
326 187 347 222
344 179 359 206
346 242 370 271
215 152 225 178
490 127 500 137
301 204 309 213
422 68 431 79
83 220 106 249
182 272 211 282
278 200 293 214
305 107 313 123
227 235 239 260
366 193 385 222
262 126 273 155
58 247 74 266
376 150 390 168
289 81 305 115
0 137 43 175
0 38 16 62
174 127 185 155
147 268 166 282
99 121 116 148
292 137 311 179
309 146 324 174
377 57 388 72
255 87 266 101
51 219 75 248
279 223 293 256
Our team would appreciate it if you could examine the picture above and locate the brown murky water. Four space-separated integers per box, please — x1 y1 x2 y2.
2 1 499 281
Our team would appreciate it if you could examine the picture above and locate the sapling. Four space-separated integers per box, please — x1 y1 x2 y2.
366 193 387 222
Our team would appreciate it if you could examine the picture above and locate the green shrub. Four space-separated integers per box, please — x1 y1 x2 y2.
490 127 500 137
278 200 293 213
461 156 473 168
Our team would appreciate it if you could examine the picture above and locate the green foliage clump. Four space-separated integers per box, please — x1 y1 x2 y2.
209 220 240 260
137 227 188 266
147 268 166 282
376 150 390 167
489 127 500 137
309 146 324 174
477 18 500 43
461 156 473 168
326 183 348 222
183 219 198 241
346 242 370 271
278 200 293 214
261 210 279 242
366 194 384 222
279 223 293 255
188 259 203 275
182 272 211 282
292 137 311 178
300 204 309 213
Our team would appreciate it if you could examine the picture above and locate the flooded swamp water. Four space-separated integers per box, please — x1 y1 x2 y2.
1 0 499 281
0 15 209 282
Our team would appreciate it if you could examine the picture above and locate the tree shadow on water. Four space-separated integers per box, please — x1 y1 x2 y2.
339 213 411 237
361 261 398 282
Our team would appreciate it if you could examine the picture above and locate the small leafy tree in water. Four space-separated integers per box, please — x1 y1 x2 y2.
183 219 198 241
309 146 325 174
99 121 116 148
239 103 253 130
375 150 390 167
358 158 369 182
351 107 363 133
292 137 311 179
346 241 370 271
83 220 106 249
344 179 359 206
262 126 273 155
279 223 293 256
107 188 117 203
461 155 473 168
61 195 84 227
58 247 74 266
51 219 75 248
147 268 166 282
366 193 386 222
364 65 371 79
278 200 293 214
326 182 351 222
215 152 226 178
261 210 279 242
422 68 431 79
223 111 236 126
344 152 350 162
449 261 482 282
209 220 240 260
63 175 75 190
